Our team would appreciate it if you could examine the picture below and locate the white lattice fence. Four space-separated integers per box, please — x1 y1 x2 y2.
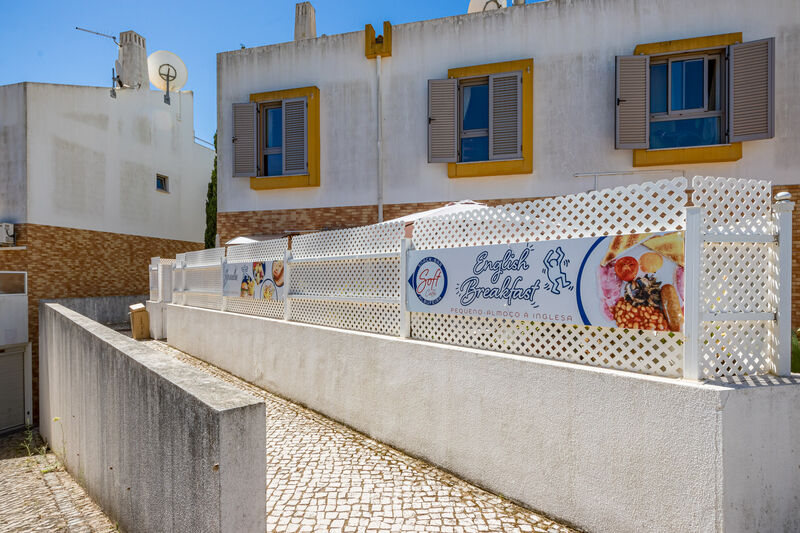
411 313 683 377
412 177 688 249
180 248 225 311
224 238 289 319
410 178 689 378
691 176 780 379
288 222 405 336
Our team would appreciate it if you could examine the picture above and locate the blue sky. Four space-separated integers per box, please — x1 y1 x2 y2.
0 1 535 146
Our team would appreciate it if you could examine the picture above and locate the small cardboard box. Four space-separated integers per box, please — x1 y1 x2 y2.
129 303 149 340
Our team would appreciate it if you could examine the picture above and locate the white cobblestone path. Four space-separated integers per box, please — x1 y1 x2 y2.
144 340 579 533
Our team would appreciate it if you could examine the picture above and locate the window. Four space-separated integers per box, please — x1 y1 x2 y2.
428 59 532 178
616 34 774 164
156 174 169 193
460 78 489 162
261 102 283 176
648 53 724 149
231 86 320 190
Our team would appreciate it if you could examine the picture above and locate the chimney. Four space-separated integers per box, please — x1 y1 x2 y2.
294 2 316 41
118 30 148 88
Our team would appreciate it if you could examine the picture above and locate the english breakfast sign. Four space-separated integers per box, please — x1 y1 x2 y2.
222 260 285 300
406 231 686 332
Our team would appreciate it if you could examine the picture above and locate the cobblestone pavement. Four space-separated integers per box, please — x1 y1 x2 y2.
0 429 116 532
144 340 578 533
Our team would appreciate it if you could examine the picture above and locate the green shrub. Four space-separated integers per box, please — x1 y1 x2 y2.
792 330 800 374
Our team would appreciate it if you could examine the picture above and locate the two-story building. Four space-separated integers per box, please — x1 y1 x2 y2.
0 31 214 430
216 0 800 319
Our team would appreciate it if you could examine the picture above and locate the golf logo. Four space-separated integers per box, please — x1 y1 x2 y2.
410 256 447 305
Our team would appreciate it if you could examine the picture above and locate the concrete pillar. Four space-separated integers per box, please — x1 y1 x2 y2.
294 2 316 41
118 31 148 89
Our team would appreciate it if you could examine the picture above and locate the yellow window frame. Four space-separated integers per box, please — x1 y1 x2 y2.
632 33 743 167
248 86 320 190
446 59 533 179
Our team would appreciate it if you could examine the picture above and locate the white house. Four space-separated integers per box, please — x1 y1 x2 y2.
0 30 214 431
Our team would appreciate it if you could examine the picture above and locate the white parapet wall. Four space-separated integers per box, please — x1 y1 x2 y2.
40 303 266 533
167 304 800 533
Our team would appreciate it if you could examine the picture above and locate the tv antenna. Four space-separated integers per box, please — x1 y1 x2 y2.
75 27 120 47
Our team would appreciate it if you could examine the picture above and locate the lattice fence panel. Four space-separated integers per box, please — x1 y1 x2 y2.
692 176 772 235
224 297 284 319
182 293 223 311
226 238 288 263
292 221 404 259
410 313 683 377
701 242 778 314
185 247 226 267
699 320 774 378
412 177 687 249
149 268 158 301
290 257 400 299
184 266 222 294
291 299 400 336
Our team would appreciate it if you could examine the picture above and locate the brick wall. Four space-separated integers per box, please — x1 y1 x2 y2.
773 185 800 328
1 223 203 422
217 197 540 245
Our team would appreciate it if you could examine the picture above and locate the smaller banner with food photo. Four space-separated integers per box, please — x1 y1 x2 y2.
406 231 684 333
222 260 285 300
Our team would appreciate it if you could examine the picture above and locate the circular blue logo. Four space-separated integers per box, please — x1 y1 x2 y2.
412 257 448 305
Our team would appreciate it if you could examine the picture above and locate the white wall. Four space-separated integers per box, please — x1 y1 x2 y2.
0 83 27 223
167 304 800 533
25 83 213 242
218 0 800 215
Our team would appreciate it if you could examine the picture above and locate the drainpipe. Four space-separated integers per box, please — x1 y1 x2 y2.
376 54 384 222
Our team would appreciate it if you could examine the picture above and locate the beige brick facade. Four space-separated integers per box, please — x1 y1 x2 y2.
0 223 202 422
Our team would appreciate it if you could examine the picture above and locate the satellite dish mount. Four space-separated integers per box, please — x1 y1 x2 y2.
159 63 177 105
147 50 188 106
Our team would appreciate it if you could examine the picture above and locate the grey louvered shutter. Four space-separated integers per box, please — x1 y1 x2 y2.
232 102 257 177
428 79 458 163
615 55 649 149
729 38 775 142
489 72 522 160
283 97 308 175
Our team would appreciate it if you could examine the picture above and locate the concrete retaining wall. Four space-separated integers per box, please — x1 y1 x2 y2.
42 294 148 324
40 303 265 533
167 304 800 533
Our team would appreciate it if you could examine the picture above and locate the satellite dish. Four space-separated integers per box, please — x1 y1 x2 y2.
148 50 187 105
147 50 188 92
468 0 506 13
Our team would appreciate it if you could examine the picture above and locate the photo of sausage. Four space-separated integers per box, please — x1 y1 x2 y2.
660 284 683 333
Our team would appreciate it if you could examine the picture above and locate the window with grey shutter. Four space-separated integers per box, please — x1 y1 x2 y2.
282 97 307 175
428 79 458 163
729 38 774 142
489 72 522 160
232 102 257 177
615 55 650 149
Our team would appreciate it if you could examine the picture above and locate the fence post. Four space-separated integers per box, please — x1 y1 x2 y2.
773 194 795 376
683 195 702 381
283 250 293 322
220 257 227 312
399 238 412 338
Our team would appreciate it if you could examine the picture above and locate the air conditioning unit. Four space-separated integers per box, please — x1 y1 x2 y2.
0 223 14 245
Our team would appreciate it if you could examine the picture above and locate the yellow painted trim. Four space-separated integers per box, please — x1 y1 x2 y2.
365 21 392 59
632 33 743 167
247 86 320 190
633 32 742 56
446 58 533 179
633 143 742 167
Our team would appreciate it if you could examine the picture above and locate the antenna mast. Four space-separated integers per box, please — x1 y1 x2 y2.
75 27 120 47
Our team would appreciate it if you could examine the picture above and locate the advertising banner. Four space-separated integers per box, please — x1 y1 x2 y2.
223 260 286 300
407 231 685 332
